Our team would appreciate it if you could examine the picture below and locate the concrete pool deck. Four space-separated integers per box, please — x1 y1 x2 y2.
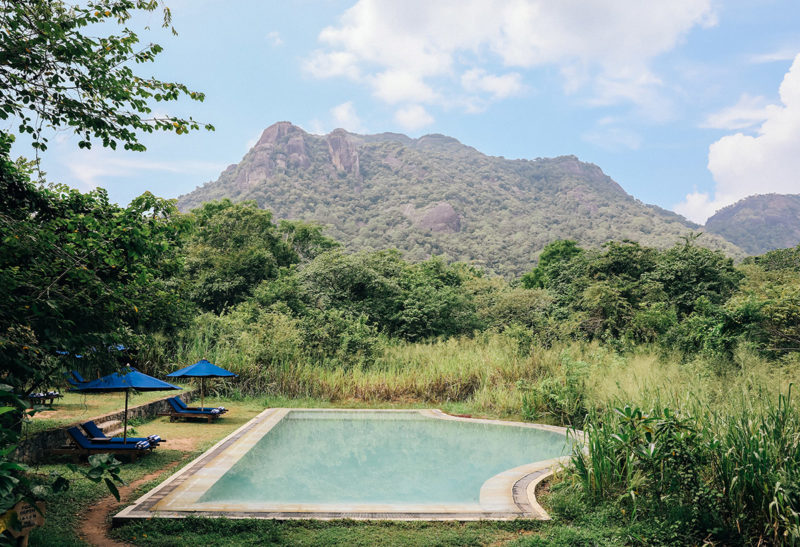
114 408 575 522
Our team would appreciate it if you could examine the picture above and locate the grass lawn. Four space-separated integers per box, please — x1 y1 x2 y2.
23 390 178 436
130 397 266 452
26 398 265 546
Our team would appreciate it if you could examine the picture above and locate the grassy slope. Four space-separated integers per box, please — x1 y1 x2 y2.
175 331 800 426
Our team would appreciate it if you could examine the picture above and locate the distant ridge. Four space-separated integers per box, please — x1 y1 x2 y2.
705 194 800 255
178 122 743 276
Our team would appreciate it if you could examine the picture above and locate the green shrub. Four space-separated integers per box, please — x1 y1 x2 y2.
301 308 380 369
570 387 800 545
503 323 535 356
571 403 721 541
519 354 590 425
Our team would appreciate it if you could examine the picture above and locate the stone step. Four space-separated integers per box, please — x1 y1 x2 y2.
105 427 125 438
95 419 121 433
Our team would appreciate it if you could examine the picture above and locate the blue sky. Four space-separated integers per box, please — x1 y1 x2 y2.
14 0 800 223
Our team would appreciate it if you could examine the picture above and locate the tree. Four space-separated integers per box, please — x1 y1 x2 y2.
0 0 212 151
744 244 800 272
521 240 583 289
277 219 338 262
297 249 405 329
185 200 314 313
649 236 742 318
0 1 208 522
0 136 191 398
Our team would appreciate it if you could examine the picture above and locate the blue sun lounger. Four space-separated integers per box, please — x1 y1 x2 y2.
50 427 154 461
81 421 165 446
64 370 88 388
173 397 228 414
158 397 221 423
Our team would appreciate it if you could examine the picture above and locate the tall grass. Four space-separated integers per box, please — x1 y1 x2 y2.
571 387 800 544
146 314 800 424
709 386 800 543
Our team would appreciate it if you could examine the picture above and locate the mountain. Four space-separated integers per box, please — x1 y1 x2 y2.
178 122 743 276
705 194 800 255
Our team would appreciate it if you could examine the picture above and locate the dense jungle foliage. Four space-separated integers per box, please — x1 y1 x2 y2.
0 0 214 536
145 199 796 380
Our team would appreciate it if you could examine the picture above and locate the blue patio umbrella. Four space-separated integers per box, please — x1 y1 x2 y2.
167 359 237 410
71 366 181 443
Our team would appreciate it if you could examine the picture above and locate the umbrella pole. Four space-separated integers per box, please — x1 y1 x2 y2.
123 390 129 444
201 377 205 410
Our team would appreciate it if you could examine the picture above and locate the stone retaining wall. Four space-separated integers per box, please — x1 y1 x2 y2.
14 391 195 464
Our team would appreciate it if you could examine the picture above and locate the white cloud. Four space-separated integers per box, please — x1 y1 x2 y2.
394 105 434 131
306 102 367 134
330 101 365 132
370 70 438 104
266 31 283 47
748 48 800 64
305 0 715 114
675 54 800 224
65 149 225 190
700 94 772 130
461 69 525 99
674 189 722 225
304 51 361 80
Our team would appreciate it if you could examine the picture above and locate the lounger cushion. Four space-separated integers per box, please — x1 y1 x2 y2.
71 370 87 383
168 397 218 415
81 421 163 445
174 398 227 413
67 427 148 451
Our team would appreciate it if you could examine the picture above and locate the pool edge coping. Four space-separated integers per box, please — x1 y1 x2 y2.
114 408 578 523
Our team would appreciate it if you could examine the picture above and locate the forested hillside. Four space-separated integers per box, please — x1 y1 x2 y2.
705 193 800 254
178 122 743 276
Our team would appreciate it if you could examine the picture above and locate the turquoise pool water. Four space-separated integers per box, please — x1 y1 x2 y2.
199 411 571 505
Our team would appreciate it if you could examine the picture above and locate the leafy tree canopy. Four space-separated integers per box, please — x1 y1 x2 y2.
185 200 337 314
0 0 212 151
293 250 480 341
0 136 190 395
648 235 742 318
743 244 800 272
521 240 583 289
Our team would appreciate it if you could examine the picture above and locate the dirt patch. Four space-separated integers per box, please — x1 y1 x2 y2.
161 437 198 452
79 458 185 547
536 477 552 499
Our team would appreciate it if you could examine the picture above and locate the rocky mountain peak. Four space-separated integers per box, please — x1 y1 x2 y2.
255 121 307 148
326 128 360 175
402 202 462 233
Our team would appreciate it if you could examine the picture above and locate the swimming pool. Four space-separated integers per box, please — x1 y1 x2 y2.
116 409 574 521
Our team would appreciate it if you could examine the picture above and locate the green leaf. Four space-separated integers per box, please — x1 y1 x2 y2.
104 478 120 501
